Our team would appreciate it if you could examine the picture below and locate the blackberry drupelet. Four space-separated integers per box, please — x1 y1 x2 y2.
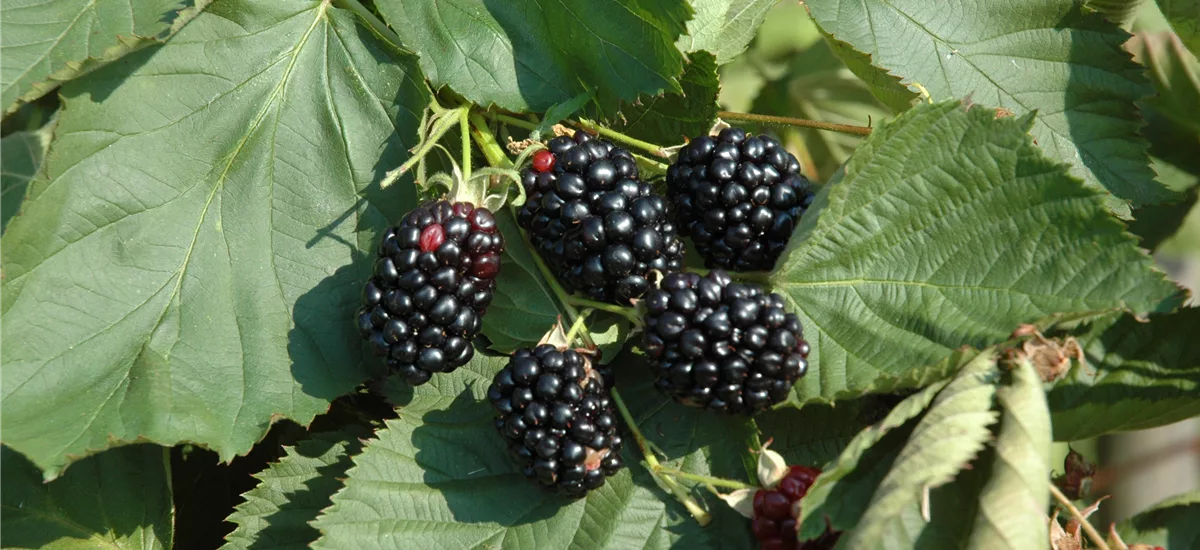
487 344 624 498
641 270 810 415
357 200 504 385
666 127 815 271
751 465 837 550
517 131 685 303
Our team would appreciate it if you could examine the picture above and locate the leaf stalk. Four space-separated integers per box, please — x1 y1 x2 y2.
718 111 873 137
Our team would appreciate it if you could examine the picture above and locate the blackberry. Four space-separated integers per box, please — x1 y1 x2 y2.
487 343 624 498
356 200 504 385
517 132 685 303
751 465 837 550
641 270 810 415
666 127 815 271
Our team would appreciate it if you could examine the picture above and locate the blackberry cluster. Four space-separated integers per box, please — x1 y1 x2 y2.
517 132 685 303
641 270 810 415
487 344 624 498
667 128 815 271
752 465 838 550
357 200 504 385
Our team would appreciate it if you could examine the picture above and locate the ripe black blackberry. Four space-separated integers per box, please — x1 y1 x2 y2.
666 128 815 271
641 270 810 415
357 200 504 385
487 343 624 498
517 132 685 303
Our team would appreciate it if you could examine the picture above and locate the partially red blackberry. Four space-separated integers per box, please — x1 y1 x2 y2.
666 128 815 271
487 343 624 498
641 270 810 415
357 200 504 385
517 132 685 304
751 465 835 550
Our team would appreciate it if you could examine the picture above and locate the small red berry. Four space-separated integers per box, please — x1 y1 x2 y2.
532 150 556 173
419 224 445 253
753 489 768 515
751 516 779 539
761 491 792 520
453 202 474 217
761 538 795 550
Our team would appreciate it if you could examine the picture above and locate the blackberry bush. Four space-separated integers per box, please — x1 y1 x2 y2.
487 343 624 498
356 199 504 385
642 270 810 415
666 128 815 272
517 131 685 303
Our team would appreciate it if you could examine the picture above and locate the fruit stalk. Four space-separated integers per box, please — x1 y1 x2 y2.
611 388 713 526
1050 484 1110 550
575 118 669 158
717 111 872 137
654 466 757 491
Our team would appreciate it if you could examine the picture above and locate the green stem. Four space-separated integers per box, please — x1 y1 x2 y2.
718 111 872 137
567 296 642 327
469 112 513 169
655 467 757 491
564 309 592 347
492 112 538 131
460 108 472 184
612 389 712 526
577 118 669 158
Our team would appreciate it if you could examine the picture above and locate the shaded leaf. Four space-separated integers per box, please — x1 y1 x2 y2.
222 429 369 550
1158 0 1200 53
0 124 51 233
1127 31 1200 135
749 37 892 180
1115 491 1200 549
0 0 207 114
755 395 886 470
1 444 172 549
1127 187 1199 250
770 100 1181 406
0 0 428 479
482 210 630 361
312 353 757 549
818 29 918 113
805 0 1174 214
678 0 777 64
374 0 690 112
1088 0 1149 28
1047 308 1200 441
965 359 1052 550
600 50 720 147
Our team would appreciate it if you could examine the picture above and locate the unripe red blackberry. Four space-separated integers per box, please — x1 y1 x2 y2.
667 128 814 271
357 200 504 385
517 132 685 304
641 270 810 415
487 343 624 498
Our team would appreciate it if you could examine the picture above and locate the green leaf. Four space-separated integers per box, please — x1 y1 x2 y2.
374 0 690 112
1159 0 1200 53
805 0 1174 214
840 351 1000 548
1128 31 1200 135
1048 308 1200 441
965 358 1051 550
0 0 428 479
1127 187 1198 250
748 38 893 180
677 0 777 64
795 375 953 539
1 444 173 549
312 353 758 549
601 50 720 147
1116 491 1200 549
222 429 369 550
769 100 1181 405
0 0 207 115
818 29 918 114
0 123 51 233
756 395 885 469
1087 0 1148 28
